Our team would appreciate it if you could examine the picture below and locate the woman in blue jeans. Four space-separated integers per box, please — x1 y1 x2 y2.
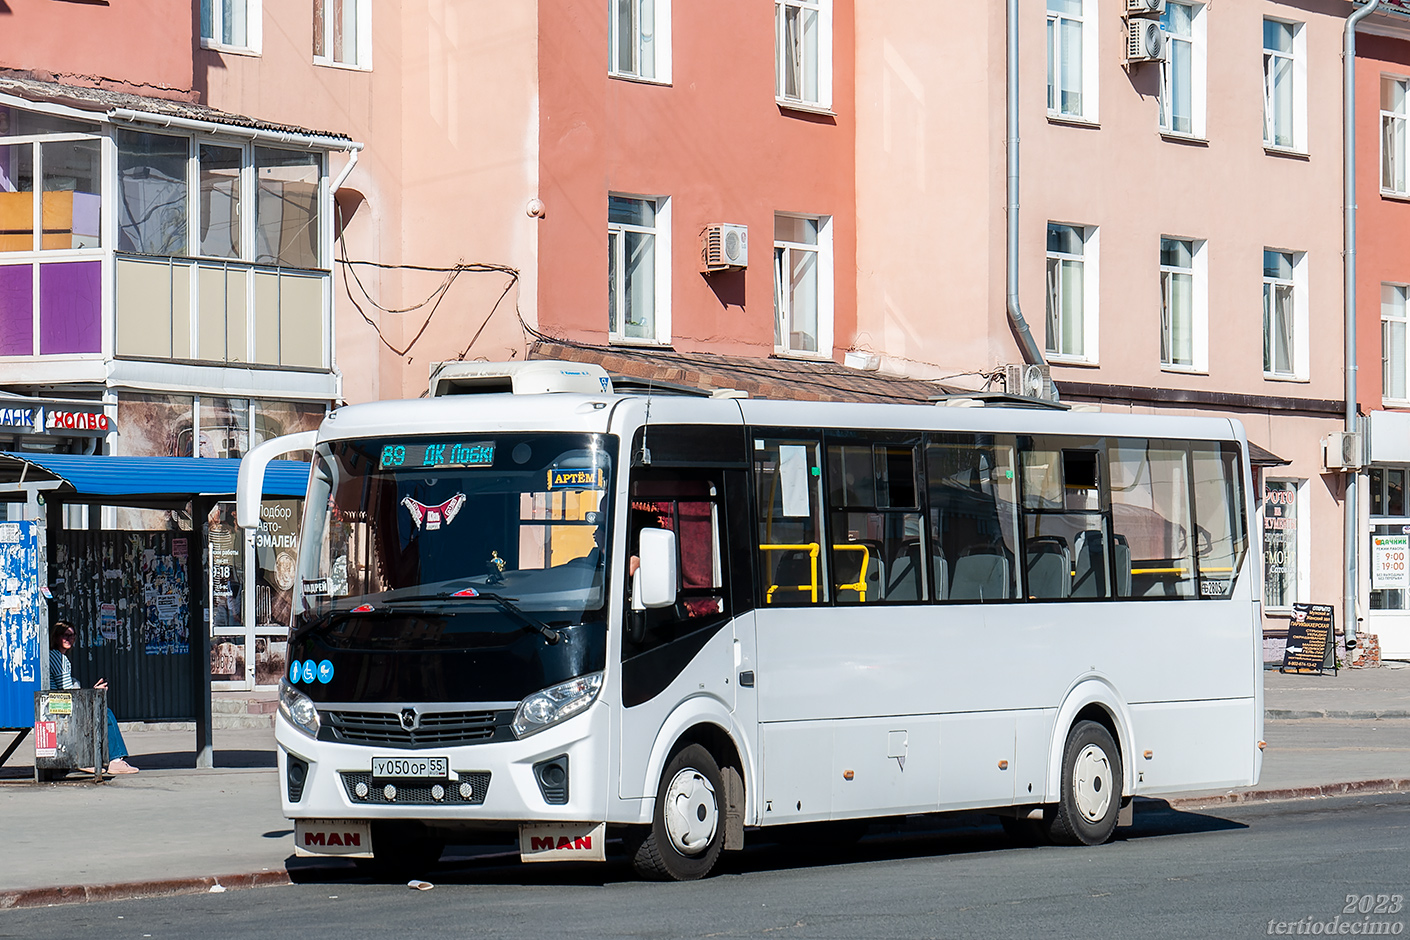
48 620 138 774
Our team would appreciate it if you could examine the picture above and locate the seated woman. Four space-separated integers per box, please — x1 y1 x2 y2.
48 621 138 775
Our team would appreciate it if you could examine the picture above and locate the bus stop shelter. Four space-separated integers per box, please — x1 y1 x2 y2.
0 453 309 770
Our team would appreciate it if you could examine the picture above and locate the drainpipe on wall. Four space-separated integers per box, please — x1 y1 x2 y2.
1344 0 1380 650
1005 0 1049 376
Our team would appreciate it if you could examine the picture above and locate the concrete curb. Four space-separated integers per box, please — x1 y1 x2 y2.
1265 709 1410 720
1167 778 1410 808
0 870 293 911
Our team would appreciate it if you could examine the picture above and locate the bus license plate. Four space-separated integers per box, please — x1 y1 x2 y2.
371 756 449 779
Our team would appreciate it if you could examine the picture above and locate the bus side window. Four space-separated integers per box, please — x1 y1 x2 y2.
925 434 1021 602
1191 443 1247 598
754 436 828 606
824 434 924 604
1018 438 1111 600
1108 440 1195 598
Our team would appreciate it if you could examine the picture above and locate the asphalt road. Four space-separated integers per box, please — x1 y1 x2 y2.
3 793 1407 940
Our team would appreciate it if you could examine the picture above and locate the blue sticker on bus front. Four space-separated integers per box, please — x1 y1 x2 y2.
289 660 301 683
302 660 317 684
317 660 334 683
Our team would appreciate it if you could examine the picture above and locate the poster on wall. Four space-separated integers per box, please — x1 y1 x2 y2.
255 499 302 632
0 521 41 729
141 538 189 655
206 503 243 630
1372 533 1410 590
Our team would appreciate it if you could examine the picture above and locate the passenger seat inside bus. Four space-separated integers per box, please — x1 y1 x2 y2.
1025 536 1071 599
948 546 1011 601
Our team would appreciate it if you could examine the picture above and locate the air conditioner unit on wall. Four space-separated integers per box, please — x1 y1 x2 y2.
1126 0 1165 17
701 223 748 272
1323 431 1363 471
1126 18 1166 63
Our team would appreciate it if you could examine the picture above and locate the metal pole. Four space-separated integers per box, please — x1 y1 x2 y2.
1344 0 1381 650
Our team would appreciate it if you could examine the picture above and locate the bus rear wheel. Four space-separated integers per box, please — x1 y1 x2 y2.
1045 720 1122 846
628 743 725 881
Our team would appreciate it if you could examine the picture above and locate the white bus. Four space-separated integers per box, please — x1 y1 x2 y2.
237 361 1263 881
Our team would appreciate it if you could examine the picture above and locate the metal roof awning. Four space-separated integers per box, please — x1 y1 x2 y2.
1248 442 1291 468
0 453 310 504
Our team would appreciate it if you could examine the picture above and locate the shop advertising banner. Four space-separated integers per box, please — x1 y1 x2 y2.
1281 603 1337 676
1372 533 1410 590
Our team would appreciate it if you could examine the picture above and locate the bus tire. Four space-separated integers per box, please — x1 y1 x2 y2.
628 743 725 881
1045 720 1122 846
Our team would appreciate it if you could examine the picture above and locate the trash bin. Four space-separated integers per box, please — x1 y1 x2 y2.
34 689 106 783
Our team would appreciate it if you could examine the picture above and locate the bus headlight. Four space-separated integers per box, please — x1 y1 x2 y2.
279 679 321 738
512 672 603 739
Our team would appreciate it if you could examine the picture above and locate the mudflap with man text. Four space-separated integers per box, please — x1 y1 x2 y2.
519 822 606 862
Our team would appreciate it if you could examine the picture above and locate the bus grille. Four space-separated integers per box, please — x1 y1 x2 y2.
340 771 491 806
320 709 503 748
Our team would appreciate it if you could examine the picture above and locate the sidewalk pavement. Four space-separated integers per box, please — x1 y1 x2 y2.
1 664 1408 909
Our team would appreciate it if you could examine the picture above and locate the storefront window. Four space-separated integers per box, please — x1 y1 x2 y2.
1263 479 1300 609
1369 470 1410 611
199 397 250 458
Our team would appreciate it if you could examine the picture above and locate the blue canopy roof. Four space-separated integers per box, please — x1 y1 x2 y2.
0 453 310 499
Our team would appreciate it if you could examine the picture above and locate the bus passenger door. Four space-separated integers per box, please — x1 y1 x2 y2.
616 468 742 799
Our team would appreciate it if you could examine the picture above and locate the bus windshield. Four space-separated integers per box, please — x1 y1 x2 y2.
297 433 616 623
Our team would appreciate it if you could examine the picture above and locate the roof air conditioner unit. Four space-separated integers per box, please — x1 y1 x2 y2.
701 223 748 271
1322 431 1363 471
1004 363 1049 399
1126 0 1165 17
1126 19 1166 63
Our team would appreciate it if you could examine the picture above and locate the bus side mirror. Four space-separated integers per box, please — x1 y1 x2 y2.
634 528 679 609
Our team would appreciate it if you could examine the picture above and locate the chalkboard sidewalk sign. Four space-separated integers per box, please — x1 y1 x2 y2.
1280 603 1338 676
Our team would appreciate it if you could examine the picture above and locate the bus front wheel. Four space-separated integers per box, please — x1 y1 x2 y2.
628 743 725 881
1045 720 1122 846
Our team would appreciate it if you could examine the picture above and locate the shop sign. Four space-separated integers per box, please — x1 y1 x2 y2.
1372 534 1410 590
0 408 39 432
44 409 112 434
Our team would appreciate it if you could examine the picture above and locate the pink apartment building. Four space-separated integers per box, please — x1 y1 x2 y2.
855 0 1355 657
1 0 1383 671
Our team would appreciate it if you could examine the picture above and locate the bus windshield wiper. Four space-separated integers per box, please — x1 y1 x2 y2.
385 590 560 644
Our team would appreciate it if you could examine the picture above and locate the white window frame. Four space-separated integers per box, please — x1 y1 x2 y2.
1262 248 1308 381
773 213 834 358
1160 2 1206 139
200 0 262 54
607 194 671 345
1046 0 1098 123
1159 236 1208 373
1044 223 1099 363
313 0 372 71
1382 76 1409 197
1383 283 1410 403
775 0 833 112
609 0 672 85
1262 17 1306 153
1260 477 1309 613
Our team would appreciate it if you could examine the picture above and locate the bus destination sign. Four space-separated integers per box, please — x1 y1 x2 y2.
379 442 495 470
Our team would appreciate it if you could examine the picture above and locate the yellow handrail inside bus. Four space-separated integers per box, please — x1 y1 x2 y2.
759 543 872 603
760 543 820 603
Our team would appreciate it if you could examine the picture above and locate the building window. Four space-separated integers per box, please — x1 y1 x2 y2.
774 213 832 356
776 0 832 110
1160 2 1205 137
314 0 371 69
255 148 322 268
1383 77 1409 195
117 130 189 256
608 194 669 344
1045 222 1097 361
1384 284 1410 401
610 0 670 83
1262 479 1304 611
1263 18 1303 151
1262 249 1305 379
201 0 259 52
1160 237 1207 371
1047 0 1093 120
